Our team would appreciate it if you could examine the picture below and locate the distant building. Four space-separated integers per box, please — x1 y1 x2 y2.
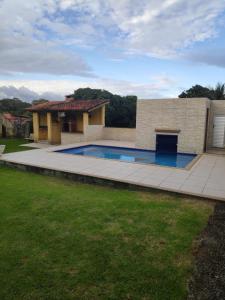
0 113 30 138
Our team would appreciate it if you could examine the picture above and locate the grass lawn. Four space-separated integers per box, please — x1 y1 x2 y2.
0 137 32 153
0 163 213 300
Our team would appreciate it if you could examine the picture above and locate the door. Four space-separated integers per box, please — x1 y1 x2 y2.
156 134 178 153
2 125 6 138
212 116 225 148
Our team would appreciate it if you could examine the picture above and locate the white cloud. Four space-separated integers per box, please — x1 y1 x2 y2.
0 85 64 102
0 0 93 76
0 75 178 101
0 0 224 78
55 0 225 58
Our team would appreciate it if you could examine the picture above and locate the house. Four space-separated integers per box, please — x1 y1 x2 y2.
136 98 225 154
27 97 109 145
28 95 225 154
0 113 30 138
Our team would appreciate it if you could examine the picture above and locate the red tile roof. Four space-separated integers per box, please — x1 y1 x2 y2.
27 99 109 112
3 113 29 122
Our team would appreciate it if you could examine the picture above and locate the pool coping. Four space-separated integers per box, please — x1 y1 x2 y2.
0 159 220 203
1 140 224 202
49 143 201 171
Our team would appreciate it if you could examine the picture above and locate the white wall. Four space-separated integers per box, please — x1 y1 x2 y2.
206 100 225 149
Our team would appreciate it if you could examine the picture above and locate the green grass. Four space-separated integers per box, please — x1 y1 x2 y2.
0 137 32 153
0 165 213 300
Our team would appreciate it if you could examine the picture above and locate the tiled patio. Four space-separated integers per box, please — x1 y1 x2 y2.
1 140 225 201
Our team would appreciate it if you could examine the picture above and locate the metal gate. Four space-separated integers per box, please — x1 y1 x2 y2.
213 116 225 148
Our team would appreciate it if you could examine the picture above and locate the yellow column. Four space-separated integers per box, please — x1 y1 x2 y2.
83 112 89 132
47 112 61 145
47 112 52 143
101 106 105 126
33 112 39 142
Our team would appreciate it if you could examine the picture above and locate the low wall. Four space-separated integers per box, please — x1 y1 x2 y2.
61 133 85 144
84 125 104 141
103 127 136 142
61 126 136 145
61 125 104 145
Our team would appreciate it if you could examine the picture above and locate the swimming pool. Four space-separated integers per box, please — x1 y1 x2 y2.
56 145 197 168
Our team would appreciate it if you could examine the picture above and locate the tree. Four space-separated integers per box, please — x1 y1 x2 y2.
71 88 137 128
179 85 214 99
0 98 31 116
213 83 225 100
179 83 225 100
32 99 49 106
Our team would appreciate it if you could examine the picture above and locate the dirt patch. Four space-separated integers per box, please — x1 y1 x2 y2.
188 203 225 300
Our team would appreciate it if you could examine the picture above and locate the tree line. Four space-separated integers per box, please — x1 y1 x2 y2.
179 83 225 100
0 88 137 128
0 84 224 129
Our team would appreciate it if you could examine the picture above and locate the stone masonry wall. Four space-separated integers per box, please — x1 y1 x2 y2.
136 98 210 154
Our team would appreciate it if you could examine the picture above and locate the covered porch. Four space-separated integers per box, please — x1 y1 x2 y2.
29 98 108 145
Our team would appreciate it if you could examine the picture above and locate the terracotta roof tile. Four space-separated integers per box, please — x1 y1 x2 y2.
27 99 109 112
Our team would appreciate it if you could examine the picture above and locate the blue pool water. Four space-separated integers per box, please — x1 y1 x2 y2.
56 145 196 168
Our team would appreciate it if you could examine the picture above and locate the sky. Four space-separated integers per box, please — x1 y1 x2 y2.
1 0 225 101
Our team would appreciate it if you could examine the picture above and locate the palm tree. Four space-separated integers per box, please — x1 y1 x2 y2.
213 83 225 100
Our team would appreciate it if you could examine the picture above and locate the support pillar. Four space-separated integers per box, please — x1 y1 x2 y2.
47 112 61 145
83 112 89 132
101 106 105 126
33 112 39 142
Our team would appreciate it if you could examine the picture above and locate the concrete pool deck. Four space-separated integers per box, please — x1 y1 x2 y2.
1 140 225 201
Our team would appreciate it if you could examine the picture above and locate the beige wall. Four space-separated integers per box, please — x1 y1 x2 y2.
61 126 136 145
103 127 136 142
136 98 210 154
89 107 103 125
61 132 85 144
76 113 83 132
61 125 104 144
207 100 225 148
84 125 104 141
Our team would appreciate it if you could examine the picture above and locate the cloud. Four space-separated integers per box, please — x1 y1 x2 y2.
0 75 178 101
0 85 64 102
0 0 224 78
0 0 94 76
54 0 225 58
186 47 225 69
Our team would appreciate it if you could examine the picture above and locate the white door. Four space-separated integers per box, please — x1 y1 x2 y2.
213 116 225 148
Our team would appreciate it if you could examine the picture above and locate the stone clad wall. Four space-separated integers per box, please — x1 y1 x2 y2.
136 98 210 154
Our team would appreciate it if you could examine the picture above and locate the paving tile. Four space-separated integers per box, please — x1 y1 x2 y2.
165 173 190 183
141 176 164 186
179 183 204 194
202 188 225 199
160 180 183 190
1 143 225 200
